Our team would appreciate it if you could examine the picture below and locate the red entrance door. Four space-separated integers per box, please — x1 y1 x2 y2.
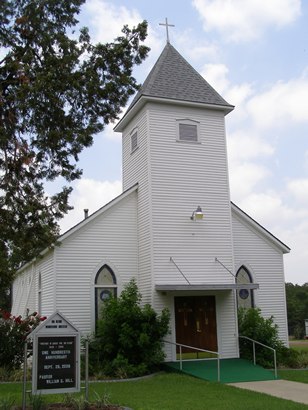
175 296 217 352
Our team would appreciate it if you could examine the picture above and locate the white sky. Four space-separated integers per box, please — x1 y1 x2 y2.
57 0 308 285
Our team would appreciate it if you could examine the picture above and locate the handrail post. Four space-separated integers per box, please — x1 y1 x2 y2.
85 339 89 401
180 345 182 370
22 341 27 410
239 335 277 378
163 339 219 377
273 349 277 379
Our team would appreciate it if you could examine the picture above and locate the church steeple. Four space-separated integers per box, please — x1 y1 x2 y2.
115 44 233 132
116 39 236 312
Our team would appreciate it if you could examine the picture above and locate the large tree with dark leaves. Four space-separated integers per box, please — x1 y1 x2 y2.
285 282 308 338
0 0 149 307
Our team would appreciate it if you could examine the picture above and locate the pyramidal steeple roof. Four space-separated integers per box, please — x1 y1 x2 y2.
115 43 234 131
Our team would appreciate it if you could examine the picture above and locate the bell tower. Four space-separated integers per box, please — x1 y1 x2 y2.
115 43 235 301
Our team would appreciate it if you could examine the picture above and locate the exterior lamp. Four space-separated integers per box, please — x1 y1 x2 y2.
190 206 204 221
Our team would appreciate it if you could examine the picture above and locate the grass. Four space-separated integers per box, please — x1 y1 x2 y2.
279 369 308 384
1 372 308 410
279 340 308 382
289 341 308 353
287 341 308 368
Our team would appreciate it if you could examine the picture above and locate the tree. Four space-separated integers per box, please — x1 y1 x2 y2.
238 307 303 368
285 282 308 338
238 307 285 367
0 308 46 370
0 0 149 306
89 279 170 377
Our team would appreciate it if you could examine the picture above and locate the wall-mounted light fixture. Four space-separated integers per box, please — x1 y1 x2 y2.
190 206 204 221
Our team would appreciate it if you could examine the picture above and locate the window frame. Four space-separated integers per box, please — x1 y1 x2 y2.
176 118 200 143
130 128 138 153
236 266 254 309
94 264 117 323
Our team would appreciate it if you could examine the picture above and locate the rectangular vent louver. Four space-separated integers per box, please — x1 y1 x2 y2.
179 124 198 142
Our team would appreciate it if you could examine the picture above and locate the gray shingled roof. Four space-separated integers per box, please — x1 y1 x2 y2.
127 43 233 112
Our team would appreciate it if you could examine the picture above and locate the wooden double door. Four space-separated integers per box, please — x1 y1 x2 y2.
175 296 217 352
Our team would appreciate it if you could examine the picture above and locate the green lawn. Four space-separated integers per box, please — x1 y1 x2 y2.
1 372 308 410
279 369 308 384
289 342 308 353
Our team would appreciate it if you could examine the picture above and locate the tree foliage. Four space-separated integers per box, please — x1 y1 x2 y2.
285 282 308 338
238 307 285 367
0 0 149 302
0 308 45 369
89 279 170 378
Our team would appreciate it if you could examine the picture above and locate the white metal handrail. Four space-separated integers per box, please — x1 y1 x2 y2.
239 335 277 378
163 340 220 382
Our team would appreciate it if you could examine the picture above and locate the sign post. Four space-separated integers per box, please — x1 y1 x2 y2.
28 311 80 395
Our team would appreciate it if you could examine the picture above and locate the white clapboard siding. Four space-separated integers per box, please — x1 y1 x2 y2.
232 211 289 345
11 271 28 317
148 103 234 285
37 251 55 317
122 107 153 302
11 250 56 318
53 189 138 335
11 266 34 317
216 291 238 358
152 292 174 361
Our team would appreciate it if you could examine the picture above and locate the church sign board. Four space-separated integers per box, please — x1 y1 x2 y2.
28 311 80 395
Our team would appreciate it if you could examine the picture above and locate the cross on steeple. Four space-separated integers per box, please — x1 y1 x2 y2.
159 18 175 44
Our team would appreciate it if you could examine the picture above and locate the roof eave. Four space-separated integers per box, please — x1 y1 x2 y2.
60 183 138 242
17 184 139 275
231 202 291 254
114 95 234 133
155 283 259 292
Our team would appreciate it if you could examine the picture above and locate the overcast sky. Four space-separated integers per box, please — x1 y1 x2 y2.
57 0 308 285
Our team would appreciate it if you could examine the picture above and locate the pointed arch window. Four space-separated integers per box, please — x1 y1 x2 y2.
236 266 254 309
94 265 117 321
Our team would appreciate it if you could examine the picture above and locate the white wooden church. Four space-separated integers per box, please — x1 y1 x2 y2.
11 43 290 360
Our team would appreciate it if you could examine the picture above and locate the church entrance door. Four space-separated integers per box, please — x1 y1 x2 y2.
175 296 217 353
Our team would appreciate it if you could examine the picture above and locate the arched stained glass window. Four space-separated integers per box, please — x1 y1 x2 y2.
94 265 117 321
236 266 254 309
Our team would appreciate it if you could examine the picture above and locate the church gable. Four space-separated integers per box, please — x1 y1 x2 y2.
231 205 289 343
60 184 138 242
12 186 139 335
231 202 290 255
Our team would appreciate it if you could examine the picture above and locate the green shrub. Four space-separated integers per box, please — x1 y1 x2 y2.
238 307 285 367
293 324 305 340
276 346 300 368
278 347 308 368
238 308 308 368
0 308 46 370
88 279 170 378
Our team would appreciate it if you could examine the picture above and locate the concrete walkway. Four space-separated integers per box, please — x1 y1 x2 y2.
228 380 308 405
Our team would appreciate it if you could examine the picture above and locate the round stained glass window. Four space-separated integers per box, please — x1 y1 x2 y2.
100 289 112 302
239 289 249 300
